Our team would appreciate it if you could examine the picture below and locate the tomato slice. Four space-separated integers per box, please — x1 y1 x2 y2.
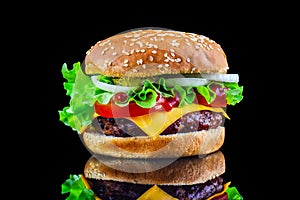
95 93 180 118
95 101 152 118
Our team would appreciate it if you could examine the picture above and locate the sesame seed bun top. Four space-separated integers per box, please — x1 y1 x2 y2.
84 29 229 77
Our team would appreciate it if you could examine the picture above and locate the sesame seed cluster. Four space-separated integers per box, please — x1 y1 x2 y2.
85 29 228 77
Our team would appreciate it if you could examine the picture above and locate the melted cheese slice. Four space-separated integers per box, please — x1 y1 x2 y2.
126 104 229 138
138 182 230 200
137 185 178 200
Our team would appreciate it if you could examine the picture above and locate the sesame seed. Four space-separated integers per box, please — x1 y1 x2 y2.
142 64 146 69
112 52 117 56
171 42 179 47
122 50 130 55
124 63 128 67
133 33 140 38
101 47 109 55
190 37 197 42
152 50 157 54
170 52 175 57
124 59 129 64
149 56 154 61
164 53 168 57
132 69 138 72
165 64 169 67
99 40 110 46
136 41 143 47
157 64 163 68
137 59 143 65
140 49 145 52
175 58 182 62
186 57 191 63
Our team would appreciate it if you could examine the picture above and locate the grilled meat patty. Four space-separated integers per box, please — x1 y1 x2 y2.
87 176 224 200
96 110 223 137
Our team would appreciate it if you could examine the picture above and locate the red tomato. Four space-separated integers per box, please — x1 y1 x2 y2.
94 93 181 118
95 101 151 118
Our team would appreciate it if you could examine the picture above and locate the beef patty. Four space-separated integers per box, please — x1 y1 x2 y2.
96 110 223 137
87 176 224 200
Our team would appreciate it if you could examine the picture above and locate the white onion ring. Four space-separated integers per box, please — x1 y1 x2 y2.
91 76 136 93
201 73 239 82
165 78 209 87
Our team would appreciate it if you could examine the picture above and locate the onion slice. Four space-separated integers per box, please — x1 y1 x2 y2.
91 76 136 93
165 78 209 87
201 73 239 82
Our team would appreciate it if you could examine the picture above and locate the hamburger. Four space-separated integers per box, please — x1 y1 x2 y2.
61 151 243 199
58 28 244 158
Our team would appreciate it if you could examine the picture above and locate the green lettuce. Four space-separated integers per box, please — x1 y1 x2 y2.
58 62 106 132
58 62 244 132
61 174 94 200
227 185 244 200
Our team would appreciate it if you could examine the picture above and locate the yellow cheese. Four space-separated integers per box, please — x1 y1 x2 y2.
207 181 231 200
126 104 229 138
137 185 178 200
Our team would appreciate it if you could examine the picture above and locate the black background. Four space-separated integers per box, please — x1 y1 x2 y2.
9 3 286 199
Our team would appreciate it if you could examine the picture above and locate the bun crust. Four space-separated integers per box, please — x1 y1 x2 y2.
84 29 228 77
84 150 225 185
81 126 224 159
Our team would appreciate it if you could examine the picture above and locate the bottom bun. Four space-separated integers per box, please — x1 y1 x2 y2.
83 151 227 199
81 126 225 158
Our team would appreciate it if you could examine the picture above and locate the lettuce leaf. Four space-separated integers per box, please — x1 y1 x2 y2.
195 82 244 106
61 174 94 200
224 82 244 105
58 62 112 132
226 186 244 200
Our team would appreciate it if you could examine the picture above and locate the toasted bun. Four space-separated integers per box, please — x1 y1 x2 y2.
81 126 224 159
84 29 228 77
84 150 225 185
